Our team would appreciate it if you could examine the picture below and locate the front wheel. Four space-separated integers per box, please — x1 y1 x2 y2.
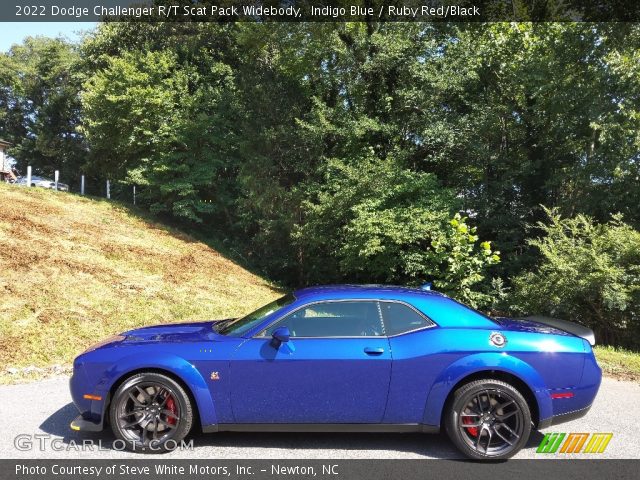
110 372 193 452
445 379 531 460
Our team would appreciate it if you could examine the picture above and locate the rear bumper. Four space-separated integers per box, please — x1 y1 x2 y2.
537 346 601 429
538 404 592 429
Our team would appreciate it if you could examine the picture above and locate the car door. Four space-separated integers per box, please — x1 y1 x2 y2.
378 301 443 424
229 300 392 424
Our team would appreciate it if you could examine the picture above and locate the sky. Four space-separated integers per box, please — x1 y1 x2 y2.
0 22 97 52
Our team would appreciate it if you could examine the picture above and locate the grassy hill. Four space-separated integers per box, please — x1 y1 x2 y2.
0 184 279 383
1 184 638 385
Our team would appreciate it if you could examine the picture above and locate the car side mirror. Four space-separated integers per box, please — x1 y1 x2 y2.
272 326 290 344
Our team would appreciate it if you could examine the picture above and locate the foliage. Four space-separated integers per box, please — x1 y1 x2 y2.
0 37 85 182
79 24 243 222
2 23 640 345
81 50 186 176
509 209 640 347
295 158 499 306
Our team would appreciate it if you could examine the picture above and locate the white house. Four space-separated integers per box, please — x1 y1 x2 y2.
0 139 9 171
0 139 15 181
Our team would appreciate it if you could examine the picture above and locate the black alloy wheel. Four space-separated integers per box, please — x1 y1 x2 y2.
110 372 193 452
445 379 531 460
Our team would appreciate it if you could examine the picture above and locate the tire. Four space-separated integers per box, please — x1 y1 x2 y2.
110 372 193 453
445 379 531 460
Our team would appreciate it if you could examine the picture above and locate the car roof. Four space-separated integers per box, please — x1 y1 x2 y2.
292 284 445 302
286 284 499 330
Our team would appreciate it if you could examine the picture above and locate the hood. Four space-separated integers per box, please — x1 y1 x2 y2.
121 319 230 343
496 316 595 346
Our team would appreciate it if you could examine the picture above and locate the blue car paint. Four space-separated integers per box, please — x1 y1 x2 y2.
72 322 243 426
70 285 601 432
229 336 392 423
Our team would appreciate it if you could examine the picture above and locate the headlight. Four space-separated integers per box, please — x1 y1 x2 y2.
82 335 125 353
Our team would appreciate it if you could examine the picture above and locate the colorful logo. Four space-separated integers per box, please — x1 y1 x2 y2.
537 432 613 454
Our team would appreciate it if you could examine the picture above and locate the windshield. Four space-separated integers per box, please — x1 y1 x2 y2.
214 294 295 336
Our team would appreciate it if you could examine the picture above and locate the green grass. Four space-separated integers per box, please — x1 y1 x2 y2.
594 345 640 382
0 184 280 384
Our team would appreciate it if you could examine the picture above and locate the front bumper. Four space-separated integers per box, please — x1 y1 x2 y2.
69 361 108 432
70 415 103 432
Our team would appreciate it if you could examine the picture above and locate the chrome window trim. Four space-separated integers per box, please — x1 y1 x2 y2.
253 298 438 339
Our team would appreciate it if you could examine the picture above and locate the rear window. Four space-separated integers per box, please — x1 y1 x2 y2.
379 302 434 336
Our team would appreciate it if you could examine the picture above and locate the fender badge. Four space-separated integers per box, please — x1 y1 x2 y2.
210 371 220 380
489 332 507 348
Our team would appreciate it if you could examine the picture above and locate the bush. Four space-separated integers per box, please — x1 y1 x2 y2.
294 158 500 307
509 209 640 347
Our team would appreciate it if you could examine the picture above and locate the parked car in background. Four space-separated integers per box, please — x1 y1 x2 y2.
16 175 68 191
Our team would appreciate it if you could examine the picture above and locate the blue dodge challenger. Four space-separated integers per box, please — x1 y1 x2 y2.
70 285 601 459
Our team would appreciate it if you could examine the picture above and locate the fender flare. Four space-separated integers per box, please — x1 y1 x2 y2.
421 352 553 426
93 352 217 428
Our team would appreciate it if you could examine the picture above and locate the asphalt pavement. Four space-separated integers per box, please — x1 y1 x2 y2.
0 376 638 459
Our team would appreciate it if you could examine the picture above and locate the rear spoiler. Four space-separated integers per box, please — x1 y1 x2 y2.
523 316 596 346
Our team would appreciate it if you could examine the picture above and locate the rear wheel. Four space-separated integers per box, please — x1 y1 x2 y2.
110 372 193 452
445 379 531 460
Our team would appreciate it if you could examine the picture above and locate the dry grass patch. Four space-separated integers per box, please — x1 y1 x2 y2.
0 184 280 383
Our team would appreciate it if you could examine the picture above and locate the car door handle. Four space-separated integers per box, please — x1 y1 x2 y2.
364 347 385 355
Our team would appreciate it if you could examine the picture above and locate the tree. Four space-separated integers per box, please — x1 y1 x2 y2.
74 21 640 315
295 157 499 306
510 209 640 347
0 37 85 182
400 23 640 277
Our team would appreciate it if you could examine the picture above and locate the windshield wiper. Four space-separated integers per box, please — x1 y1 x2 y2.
212 318 235 333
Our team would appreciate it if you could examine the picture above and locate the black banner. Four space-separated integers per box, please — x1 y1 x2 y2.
1 460 640 480
2 0 640 22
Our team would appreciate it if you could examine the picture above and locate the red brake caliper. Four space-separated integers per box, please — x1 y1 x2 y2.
165 395 177 425
463 416 478 437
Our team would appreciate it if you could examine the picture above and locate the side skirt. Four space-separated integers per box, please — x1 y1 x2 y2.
203 424 439 434
537 404 593 429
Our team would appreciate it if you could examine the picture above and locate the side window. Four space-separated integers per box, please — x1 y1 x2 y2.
380 302 433 336
263 301 383 337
